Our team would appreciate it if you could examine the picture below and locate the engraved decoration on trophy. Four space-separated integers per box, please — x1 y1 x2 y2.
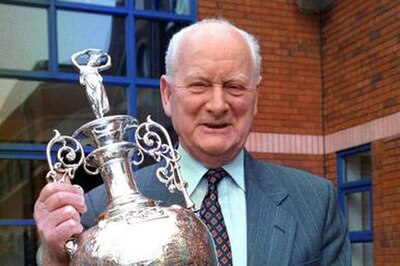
45 49 217 265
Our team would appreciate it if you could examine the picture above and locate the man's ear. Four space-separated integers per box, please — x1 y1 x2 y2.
253 89 259 116
160 75 172 117
253 76 261 116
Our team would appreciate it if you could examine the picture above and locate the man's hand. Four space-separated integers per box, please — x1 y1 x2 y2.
34 183 87 265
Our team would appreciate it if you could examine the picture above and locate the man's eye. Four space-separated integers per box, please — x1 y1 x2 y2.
189 83 208 90
229 85 241 89
192 82 207 87
226 83 244 89
225 84 245 95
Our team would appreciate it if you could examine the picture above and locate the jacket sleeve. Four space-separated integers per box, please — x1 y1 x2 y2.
81 184 108 229
320 183 351 265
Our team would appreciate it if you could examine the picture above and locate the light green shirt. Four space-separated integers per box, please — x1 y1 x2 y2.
178 146 247 266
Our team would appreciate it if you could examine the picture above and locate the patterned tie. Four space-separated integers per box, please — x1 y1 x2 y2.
200 168 233 266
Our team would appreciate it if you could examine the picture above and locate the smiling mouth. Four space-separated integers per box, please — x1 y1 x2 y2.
204 123 229 129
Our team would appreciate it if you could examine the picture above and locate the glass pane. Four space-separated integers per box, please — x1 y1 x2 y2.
135 0 191 15
0 226 37 265
135 19 189 78
346 191 371 231
0 159 47 219
351 242 373 266
58 11 126 76
58 0 124 6
0 4 48 71
345 151 371 182
0 78 127 143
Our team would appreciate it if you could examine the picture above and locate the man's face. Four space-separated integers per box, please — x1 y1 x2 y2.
161 25 259 168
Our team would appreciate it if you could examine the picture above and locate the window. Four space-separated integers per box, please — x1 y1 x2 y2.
337 144 373 266
0 0 196 264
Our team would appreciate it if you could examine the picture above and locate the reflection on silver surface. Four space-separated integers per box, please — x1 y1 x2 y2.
45 50 217 265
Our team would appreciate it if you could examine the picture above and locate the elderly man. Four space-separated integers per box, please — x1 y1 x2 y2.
34 19 350 265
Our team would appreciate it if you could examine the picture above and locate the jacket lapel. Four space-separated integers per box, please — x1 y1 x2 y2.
245 153 297 266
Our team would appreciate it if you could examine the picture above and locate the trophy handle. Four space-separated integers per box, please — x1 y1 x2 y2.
46 130 84 258
134 116 195 211
46 130 85 183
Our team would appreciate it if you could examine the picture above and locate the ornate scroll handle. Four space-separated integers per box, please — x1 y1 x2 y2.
45 130 84 258
46 130 85 184
135 116 195 211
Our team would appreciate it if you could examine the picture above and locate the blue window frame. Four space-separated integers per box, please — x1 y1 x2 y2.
337 144 373 265
0 0 197 264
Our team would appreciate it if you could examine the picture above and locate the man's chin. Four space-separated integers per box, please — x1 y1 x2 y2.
185 142 239 168
199 143 236 157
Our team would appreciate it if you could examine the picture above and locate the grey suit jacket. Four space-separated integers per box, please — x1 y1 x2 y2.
82 152 351 266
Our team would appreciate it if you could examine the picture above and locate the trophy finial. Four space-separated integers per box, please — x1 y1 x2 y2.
71 49 111 119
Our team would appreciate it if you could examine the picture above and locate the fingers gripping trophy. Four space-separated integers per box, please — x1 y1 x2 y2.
45 49 217 265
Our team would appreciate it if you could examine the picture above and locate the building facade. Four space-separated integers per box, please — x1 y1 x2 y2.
0 0 399 265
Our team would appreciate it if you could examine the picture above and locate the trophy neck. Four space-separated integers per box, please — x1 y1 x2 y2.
85 142 142 202
94 149 158 217
100 156 139 199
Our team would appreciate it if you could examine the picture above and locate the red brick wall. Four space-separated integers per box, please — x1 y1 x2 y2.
372 135 400 266
253 152 324 177
322 0 400 134
322 1 400 262
324 152 337 185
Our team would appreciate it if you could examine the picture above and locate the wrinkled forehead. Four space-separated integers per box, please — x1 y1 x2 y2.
174 24 254 70
184 24 250 53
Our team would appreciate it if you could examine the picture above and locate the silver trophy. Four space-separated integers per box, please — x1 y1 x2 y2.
46 49 217 265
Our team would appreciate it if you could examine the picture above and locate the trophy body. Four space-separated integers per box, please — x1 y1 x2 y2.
72 204 215 265
46 50 217 265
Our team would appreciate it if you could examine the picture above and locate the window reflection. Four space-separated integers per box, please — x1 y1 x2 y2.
58 11 126 76
0 4 48 71
58 0 124 6
0 226 37 265
338 145 373 266
351 242 373 266
136 20 189 78
0 79 127 143
135 0 191 15
345 151 371 182
0 159 47 219
346 191 371 231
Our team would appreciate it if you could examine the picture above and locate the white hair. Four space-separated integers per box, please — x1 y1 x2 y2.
164 18 262 80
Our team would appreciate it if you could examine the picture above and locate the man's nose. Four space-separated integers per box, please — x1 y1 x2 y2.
206 86 229 115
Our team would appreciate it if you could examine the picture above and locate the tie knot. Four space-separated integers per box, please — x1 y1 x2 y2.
205 168 227 185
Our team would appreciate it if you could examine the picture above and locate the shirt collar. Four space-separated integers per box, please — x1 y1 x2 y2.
177 145 245 195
